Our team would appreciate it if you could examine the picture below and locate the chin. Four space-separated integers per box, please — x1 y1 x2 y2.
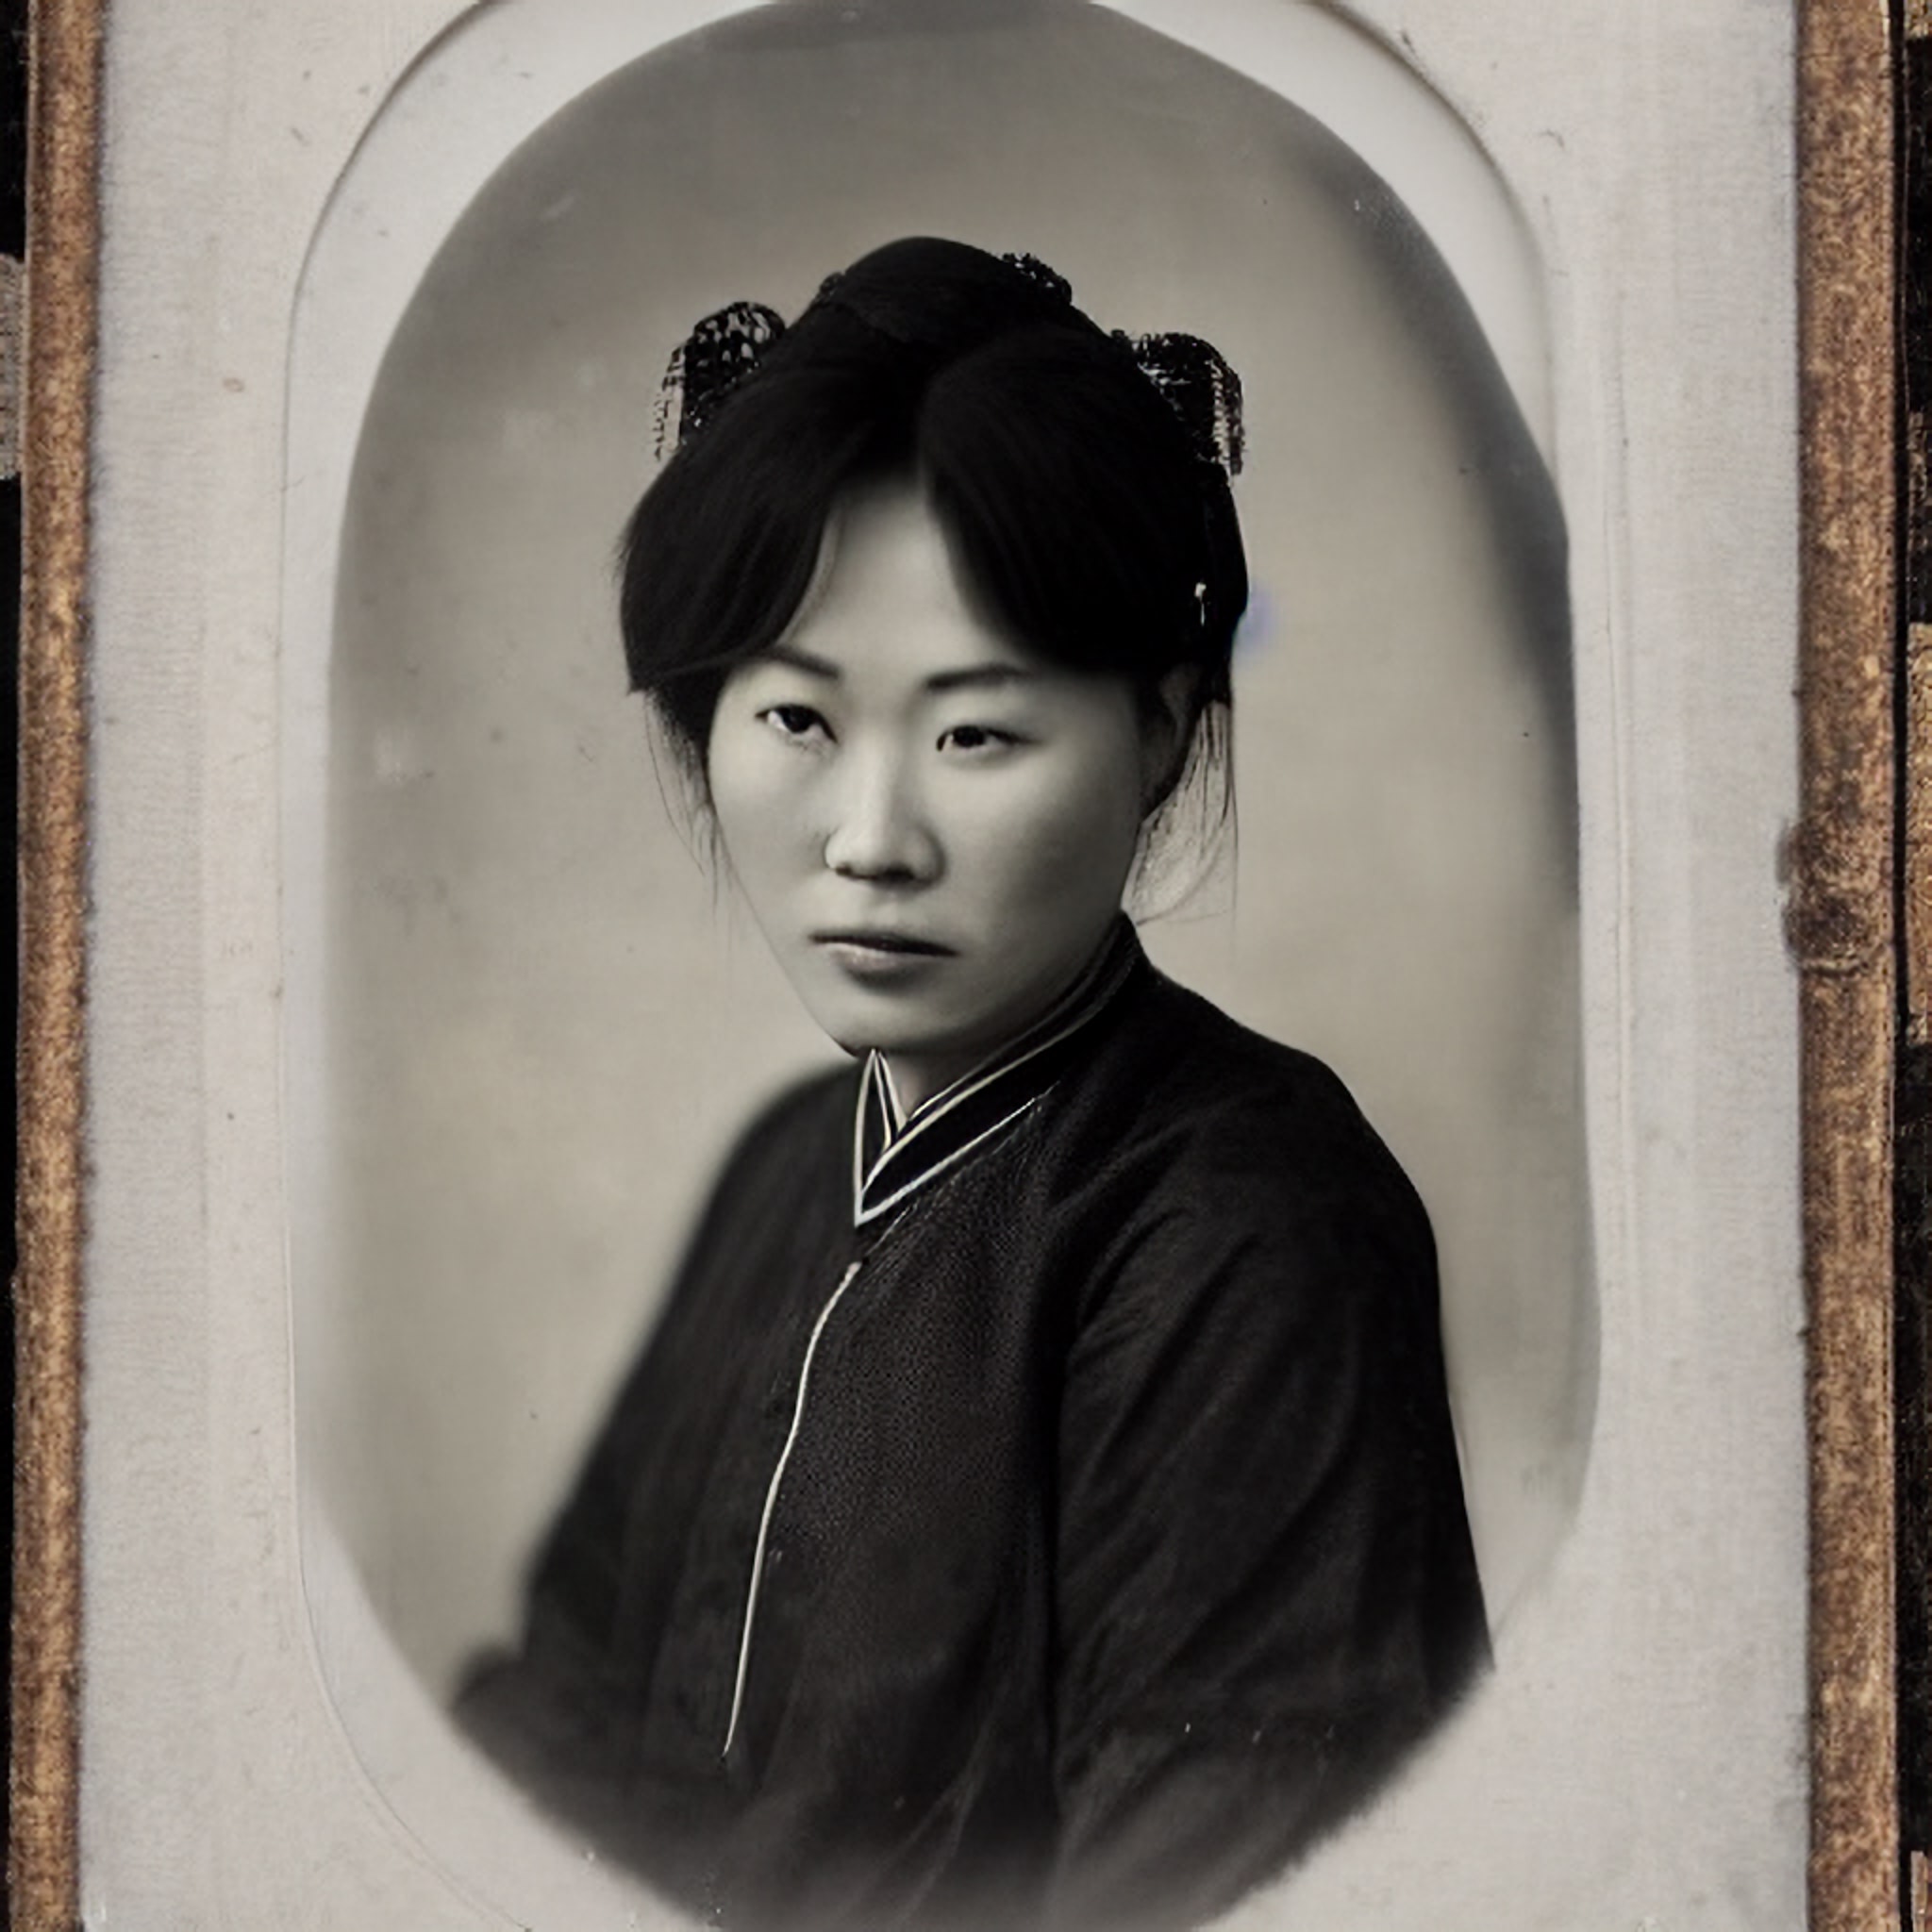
818 1013 958 1061
803 994 969 1065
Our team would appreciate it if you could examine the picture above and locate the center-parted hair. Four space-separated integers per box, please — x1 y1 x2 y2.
618 237 1249 815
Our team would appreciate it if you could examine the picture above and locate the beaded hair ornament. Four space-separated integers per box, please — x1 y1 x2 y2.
650 251 1244 484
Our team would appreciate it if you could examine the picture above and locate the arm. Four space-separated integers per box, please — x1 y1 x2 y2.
1047 1133 1487 1930
456 1069 849 1790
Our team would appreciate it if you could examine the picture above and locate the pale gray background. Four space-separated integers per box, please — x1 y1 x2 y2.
315 0 1589 1700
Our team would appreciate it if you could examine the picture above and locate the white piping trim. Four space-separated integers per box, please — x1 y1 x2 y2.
721 1257 865 1760
857 1008 1081 1200
855 1093 1046 1227
877 1056 907 1131
850 923 1140 1222
852 1063 874 1210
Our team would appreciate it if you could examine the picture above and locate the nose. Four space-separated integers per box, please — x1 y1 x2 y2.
822 740 941 884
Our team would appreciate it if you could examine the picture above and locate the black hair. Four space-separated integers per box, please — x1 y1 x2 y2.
618 237 1247 832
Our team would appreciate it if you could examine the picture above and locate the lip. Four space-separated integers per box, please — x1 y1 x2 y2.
810 930 957 983
810 929 957 957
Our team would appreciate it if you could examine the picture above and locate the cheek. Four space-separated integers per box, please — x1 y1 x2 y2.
708 734 809 891
959 747 1145 917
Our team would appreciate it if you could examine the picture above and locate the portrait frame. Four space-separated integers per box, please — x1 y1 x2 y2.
9 1 1907 1928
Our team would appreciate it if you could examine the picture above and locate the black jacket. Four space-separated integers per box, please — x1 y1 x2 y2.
458 927 1488 1930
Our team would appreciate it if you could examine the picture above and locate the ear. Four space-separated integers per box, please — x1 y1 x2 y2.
1138 665 1200 818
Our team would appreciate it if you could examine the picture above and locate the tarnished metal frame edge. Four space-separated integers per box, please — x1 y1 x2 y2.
1794 1 1904 1927
13 0 99 1924
7 3 1910 1927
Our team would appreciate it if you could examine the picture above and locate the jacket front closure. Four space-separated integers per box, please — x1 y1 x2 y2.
715 921 1141 1774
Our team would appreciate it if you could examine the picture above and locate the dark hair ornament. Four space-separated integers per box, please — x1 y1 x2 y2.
1118 330 1245 480
651 299 788 459
996 250 1074 306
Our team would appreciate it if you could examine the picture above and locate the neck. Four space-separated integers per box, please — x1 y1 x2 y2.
879 1049 982 1117
877 916 1137 1118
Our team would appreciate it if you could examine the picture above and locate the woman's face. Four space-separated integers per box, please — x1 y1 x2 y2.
707 483 1165 1109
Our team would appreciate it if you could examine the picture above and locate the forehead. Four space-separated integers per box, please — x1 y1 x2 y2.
778 483 1039 680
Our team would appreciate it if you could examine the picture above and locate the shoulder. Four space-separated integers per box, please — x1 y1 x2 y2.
1074 969 1430 1245
666 1059 858 1264
706 1058 856 1182
1051 974 1457 1476
1028 968 1443 1381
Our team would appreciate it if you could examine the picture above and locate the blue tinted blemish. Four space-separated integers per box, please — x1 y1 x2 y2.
1234 587 1276 656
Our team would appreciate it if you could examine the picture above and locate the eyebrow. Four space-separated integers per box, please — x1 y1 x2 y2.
758 643 1038 695
759 642 842 679
924 663 1037 695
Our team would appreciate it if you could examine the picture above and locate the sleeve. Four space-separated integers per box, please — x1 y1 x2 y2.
454 1069 847 1799
1044 1124 1489 1931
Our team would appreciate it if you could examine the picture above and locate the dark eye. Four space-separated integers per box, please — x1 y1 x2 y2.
937 724 1017 755
760 704 831 745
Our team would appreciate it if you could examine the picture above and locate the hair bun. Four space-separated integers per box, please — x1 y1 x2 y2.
801 236 1074 354
653 249 1245 491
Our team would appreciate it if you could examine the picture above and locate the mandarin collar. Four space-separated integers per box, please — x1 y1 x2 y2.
850 917 1144 1228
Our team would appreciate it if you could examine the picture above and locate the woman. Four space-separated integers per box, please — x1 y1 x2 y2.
459 238 1487 1931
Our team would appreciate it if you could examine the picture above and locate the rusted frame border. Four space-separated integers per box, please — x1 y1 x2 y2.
1894 0 1932 1915
1794 1 1904 1929
13 0 100 1926
5 2 1911 1927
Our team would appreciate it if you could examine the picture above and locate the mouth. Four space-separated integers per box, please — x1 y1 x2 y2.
810 929 956 958
810 930 957 981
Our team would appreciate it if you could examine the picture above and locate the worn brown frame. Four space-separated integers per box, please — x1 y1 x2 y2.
1794 4 1903 1929
8 0 1908 1925
14 0 98 1924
